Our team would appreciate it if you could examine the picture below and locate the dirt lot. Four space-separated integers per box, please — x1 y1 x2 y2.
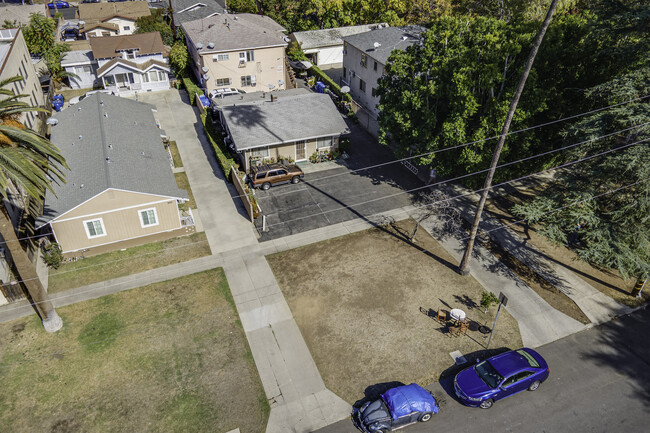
267 219 522 404
0 269 268 433
486 184 644 308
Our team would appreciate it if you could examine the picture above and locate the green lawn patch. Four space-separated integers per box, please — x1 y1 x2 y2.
0 269 269 433
175 171 196 210
48 232 210 293
168 140 183 168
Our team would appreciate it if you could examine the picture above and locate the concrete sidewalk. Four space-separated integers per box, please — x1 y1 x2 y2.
442 184 631 325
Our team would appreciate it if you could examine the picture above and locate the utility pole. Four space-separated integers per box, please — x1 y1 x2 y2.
458 0 560 276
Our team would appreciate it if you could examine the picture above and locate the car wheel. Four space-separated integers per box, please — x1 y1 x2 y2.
479 399 494 409
528 380 540 391
261 182 271 190
419 412 432 422
291 175 300 184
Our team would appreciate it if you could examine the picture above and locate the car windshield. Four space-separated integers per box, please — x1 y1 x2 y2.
474 360 504 389
516 349 540 368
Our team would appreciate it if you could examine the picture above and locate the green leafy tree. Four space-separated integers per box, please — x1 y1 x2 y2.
135 9 174 45
0 76 68 332
168 42 189 75
21 13 56 56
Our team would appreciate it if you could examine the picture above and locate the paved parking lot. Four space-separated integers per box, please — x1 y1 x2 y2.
254 119 426 240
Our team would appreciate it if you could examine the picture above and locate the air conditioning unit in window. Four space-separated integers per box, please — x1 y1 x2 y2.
238 60 246 67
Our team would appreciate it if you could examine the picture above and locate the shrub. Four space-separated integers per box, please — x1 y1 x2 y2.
181 73 202 105
200 113 238 181
480 291 499 313
339 137 351 153
309 65 352 102
42 243 64 269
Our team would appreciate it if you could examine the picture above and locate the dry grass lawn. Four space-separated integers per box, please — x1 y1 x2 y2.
48 232 210 293
267 219 522 404
0 269 268 433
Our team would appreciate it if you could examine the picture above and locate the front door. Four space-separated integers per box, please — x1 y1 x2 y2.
295 140 306 161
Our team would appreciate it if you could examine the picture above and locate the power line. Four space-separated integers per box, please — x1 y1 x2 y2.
255 122 649 202
457 178 650 242
262 137 650 230
233 94 650 202
3 138 647 311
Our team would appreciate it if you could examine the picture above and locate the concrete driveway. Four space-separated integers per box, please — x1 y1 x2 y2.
255 119 425 241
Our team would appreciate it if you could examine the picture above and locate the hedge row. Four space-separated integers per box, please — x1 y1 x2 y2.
182 74 202 105
309 65 352 102
200 112 238 182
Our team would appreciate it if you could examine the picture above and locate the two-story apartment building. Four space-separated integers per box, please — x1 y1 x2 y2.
342 25 425 137
77 2 151 37
182 13 288 96
62 32 170 93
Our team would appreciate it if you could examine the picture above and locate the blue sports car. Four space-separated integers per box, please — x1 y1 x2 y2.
454 348 549 409
47 1 70 8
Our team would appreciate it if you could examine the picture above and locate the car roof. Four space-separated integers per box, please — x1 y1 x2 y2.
489 349 543 376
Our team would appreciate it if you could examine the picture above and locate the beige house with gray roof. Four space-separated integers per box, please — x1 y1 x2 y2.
182 13 288 96
38 93 192 256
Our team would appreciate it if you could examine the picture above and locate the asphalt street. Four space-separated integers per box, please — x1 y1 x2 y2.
315 306 650 433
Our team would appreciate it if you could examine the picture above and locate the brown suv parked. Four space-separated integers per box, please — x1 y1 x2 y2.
249 163 304 190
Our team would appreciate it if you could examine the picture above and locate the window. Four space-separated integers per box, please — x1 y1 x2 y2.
143 71 164 83
241 75 256 87
215 77 231 86
359 79 366 92
139 208 158 228
343 41 348 53
125 50 136 59
105 75 115 86
343 67 347 78
123 26 131 31
158 71 166 81
213 53 229 62
84 218 106 239
252 146 269 157
239 50 254 62
360 53 367 68
371 87 377 97
317 137 332 149
374 61 378 71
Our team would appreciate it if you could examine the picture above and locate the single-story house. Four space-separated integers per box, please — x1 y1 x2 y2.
38 93 191 256
289 23 388 67
214 88 350 172
62 32 170 93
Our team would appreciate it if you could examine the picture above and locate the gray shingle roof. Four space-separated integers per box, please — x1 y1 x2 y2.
170 0 227 26
61 49 94 67
291 23 388 50
182 13 286 53
343 25 426 65
219 90 350 151
38 93 187 227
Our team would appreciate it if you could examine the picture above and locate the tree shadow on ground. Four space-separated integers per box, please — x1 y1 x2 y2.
352 381 406 409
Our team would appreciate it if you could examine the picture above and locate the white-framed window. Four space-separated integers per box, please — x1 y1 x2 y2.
252 146 269 157
83 218 106 239
215 77 231 86
158 71 166 81
241 75 256 87
125 50 136 59
139 208 159 228
239 50 254 62
213 53 229 62
317 137 332 149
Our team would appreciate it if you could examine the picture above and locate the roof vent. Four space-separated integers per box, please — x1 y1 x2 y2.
207 42 215 49
108 144 113 149
141 151 145 156
80 184 84 189
104 112 108 118
106 157 111 163
79 135 83 140
196 43 203 50
78 107 82 111
100 99 104 105
233 16 238 20
134 121 137 125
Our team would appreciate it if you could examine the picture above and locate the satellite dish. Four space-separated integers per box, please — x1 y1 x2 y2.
340 86 350 93
268 84 275 89
373 42 381 48
207 42 215 49
202 74 209 80
196 43 203 49
202 66 209 73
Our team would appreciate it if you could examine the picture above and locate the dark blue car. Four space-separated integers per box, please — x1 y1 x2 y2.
454 348 549 409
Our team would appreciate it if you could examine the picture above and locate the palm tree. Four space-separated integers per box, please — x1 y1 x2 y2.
0 75 68 332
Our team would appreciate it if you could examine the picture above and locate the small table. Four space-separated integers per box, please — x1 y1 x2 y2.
449 308 466 323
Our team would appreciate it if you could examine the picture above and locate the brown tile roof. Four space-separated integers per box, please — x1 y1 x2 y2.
96 58 169 76
77 2 151 22
90 32 166 60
